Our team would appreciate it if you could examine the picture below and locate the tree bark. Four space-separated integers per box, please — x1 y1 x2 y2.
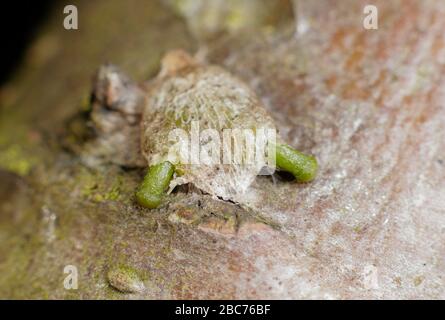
0 0 444 299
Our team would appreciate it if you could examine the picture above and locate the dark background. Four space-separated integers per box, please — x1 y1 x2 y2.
0 1 56 85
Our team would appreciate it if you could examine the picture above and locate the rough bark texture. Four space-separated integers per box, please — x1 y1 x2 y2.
0 0 444 299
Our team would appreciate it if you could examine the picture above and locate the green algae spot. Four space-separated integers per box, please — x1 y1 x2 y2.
0 144 36 176
413 276 424 287
92 184 121 202
80 94 92 113
79 169 125 203
107 265 145 293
